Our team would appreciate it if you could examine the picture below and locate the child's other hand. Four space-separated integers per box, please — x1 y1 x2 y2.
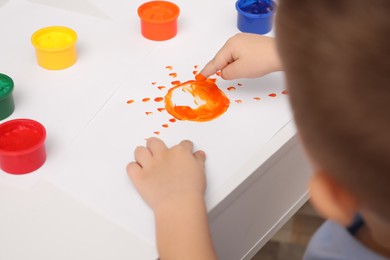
199 33 282 80
127 137 206 212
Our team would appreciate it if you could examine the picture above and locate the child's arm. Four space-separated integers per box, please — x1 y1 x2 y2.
127 137 217 260
199 33 282 79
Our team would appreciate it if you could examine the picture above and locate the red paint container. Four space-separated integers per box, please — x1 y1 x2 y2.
0 119 46 174
138 1 180 41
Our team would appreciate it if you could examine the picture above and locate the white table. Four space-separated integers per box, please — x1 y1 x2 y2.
0 0 312 259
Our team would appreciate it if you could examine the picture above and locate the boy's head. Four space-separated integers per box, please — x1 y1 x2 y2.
275 0 390 225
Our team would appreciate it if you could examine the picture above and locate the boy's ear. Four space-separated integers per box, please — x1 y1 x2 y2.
309 171 358 226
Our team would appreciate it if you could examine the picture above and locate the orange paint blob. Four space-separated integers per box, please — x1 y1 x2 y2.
227 86 236 91
162 124 169 128
195 74 206 81
165 66 173 70
145 112 153 115
169 73 177 78
282 90 288 95
235 100 242 103
237 83 242 86
127 100 134 104
194 65 199 69
192 70 198 75
171 80 181 85
157 108 165 112
164 79 230 122
158 86 166 90
268 93 277 97
216 71 222 77
154 97 164 102
169 118 176 123
142 98 151 102
253 97 261 101
154 131 160 135
151 82 157 85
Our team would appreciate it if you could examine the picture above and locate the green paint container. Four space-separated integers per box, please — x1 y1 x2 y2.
0 73 15 121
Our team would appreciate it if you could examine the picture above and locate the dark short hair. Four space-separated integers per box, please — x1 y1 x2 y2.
276 0 390 218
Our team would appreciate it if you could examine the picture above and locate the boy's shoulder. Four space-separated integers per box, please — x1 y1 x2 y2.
303 220 388 260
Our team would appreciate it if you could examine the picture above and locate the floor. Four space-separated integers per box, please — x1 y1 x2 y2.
251 201 325 260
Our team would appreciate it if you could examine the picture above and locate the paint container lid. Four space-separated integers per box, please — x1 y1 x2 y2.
0 119 47 174
236 0 275 35
0 73 14 101
138 1 180 41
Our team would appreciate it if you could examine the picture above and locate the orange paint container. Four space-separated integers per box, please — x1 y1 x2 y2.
31 26 78 70
138 1 180 41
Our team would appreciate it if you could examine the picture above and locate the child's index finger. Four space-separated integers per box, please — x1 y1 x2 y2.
195 73 207 81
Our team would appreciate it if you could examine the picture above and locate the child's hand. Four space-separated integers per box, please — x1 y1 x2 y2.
127 137 207 212
199 33 282 80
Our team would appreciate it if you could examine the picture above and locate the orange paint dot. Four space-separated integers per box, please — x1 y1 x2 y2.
216 71 222 77
126 100 134 104
151 82 157 85
237 83 242 86
169 118 176 123
158 86 166 90
227 86 236 91
165 66 173 70
169 73 177 78
282 90 288 95
145 112 153 115
162 124 169 128
171 80 181 85
194 65 199 69
142 98 151 102
253 97 261 101
154 97 164 102
164 79 230 122
268 93 277 97
157 108 166 112
235 100 242 103
193 70 198 75
154 131 160 135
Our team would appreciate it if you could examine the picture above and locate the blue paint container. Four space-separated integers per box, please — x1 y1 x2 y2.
236 0 275 35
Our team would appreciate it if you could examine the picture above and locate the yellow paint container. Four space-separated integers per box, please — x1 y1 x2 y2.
31 26 78 70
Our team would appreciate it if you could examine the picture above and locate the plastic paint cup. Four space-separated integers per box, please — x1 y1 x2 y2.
138 1 180 41
0 73 15 121
0 119 47 174
31 26 78 70
236 0 275 35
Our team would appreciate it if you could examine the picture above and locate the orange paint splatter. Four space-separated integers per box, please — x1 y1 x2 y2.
145 112 153 115
169 118 176 123
227 86 236 91
216 71 222 77
194 65 199 69
162 124 169 128
154 97 164 102
282 90 288 95
157 108 165 112
158 86 166 90
165 66 173 70
142 98 151 102
193 70 198 75
235 100 242 103
171 80 181 85
151 82 157 85
126 100 134 104
237 83 242 86
268 93 277 97
164 79 230 122
253 97 261 101
169 73 177 78
154 131 160 135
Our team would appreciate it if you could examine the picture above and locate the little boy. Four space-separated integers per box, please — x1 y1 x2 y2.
127 0 390 259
